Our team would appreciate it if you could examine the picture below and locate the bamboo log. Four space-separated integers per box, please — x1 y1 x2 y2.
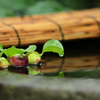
0 8 100 47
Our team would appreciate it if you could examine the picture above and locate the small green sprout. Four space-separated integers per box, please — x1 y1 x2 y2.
0 39 64 67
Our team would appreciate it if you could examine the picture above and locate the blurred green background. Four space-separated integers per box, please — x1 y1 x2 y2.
0 0 100 18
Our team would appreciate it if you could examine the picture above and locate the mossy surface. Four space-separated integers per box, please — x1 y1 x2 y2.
0 71 100 100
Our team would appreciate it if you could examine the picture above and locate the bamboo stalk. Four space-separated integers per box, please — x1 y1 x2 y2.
0 8 100 47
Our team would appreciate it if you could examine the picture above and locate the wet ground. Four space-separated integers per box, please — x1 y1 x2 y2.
0 38 100 78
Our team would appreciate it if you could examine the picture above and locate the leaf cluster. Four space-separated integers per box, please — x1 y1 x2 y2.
0 39 64 58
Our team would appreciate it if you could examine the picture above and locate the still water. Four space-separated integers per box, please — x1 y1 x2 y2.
0 38 100 78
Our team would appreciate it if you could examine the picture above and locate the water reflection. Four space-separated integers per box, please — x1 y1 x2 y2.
62 55 100 72
0 38 100 78
0 54 100 78
28 65 41 76
8 66 28 75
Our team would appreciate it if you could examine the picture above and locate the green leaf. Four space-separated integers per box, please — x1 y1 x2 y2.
25 45 37 52
41 39 64 57
0 44 3 51
3 46 25 57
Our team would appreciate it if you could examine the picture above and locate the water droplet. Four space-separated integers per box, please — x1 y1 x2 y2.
59 54 63 57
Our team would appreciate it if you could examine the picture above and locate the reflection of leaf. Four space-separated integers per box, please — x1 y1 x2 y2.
42 71 64 77
41 39 64 57
57 71 64 77
28 66 41 75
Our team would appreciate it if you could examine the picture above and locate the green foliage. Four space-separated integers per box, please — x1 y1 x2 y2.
25 45 37 52
25 1 70 15
57 0 87 10
0 0 70 17
0 0 28 17
0 39 64 58
0 44 3 51
0 44 3 57
41 39 64 57
2 45 37 57
0 0 99 18
3 46 25 57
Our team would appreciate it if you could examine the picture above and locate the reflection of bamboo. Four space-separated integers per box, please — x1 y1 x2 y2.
41 57 62 73
0 8 100 47
41 55 100 73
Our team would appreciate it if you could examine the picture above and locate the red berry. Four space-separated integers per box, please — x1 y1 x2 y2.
9 54 28 67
